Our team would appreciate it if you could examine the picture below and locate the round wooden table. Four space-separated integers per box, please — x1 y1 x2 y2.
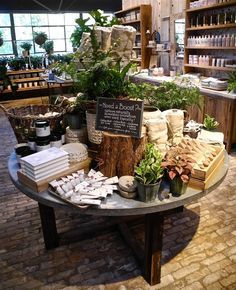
8 152 229 285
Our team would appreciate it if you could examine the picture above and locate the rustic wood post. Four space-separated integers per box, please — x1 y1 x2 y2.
99 131 147 177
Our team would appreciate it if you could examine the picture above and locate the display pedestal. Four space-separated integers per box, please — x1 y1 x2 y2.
99 132 147 177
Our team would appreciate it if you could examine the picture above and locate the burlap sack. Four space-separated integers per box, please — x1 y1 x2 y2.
162 109 184 145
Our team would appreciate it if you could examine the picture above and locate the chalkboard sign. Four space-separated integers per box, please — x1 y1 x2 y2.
96 98 144 138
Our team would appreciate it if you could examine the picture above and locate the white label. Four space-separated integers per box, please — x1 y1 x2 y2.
36 126 50 137
36 144 50 152
50 140 62 148
28 141 35 151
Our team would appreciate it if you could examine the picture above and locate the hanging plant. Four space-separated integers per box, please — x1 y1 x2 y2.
33 31 48 46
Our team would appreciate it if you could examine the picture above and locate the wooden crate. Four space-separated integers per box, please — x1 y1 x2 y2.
17 158 91 193
189 154 225 190
191 145 225 181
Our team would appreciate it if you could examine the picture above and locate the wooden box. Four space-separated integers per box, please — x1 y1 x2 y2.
17 158 91 193
189 154 225 190
191 145 225 181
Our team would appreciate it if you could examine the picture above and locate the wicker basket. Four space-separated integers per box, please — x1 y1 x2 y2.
0 104 66 143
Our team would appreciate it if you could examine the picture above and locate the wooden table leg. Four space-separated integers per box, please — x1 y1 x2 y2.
38 203 59 250
144 212 164 285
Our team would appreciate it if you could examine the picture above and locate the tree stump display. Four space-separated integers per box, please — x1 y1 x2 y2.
99 132 147 177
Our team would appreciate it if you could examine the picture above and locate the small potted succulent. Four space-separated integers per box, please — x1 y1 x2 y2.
20 42 32 57
0 31 3 47
34 31 48 46
162 148 194 196
203 114 219 131
135 143 164 202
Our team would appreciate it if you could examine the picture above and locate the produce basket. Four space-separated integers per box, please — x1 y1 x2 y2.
0 104 66 143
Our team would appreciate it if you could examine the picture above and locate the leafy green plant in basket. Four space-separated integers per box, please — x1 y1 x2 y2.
227 71 236 93
161 148 194 196
135 143 164 202
203 114 219 131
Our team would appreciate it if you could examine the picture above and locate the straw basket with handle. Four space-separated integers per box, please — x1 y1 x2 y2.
0 104 67 143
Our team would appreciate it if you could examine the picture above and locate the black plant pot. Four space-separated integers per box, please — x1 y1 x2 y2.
169 176 188 197
137 181 161 202
0 38 3 47
66 113 83 129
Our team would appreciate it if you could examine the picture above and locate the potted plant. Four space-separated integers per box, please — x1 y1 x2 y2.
135 143 164 202
64 93 88 129
227 72 236 94
162 148 194 196
42 40 54 55
0 63 10 90
0 31 3 47
31 55 43 69
8 57 26 71
33 31 48 46
203 114 219 131
20 42 32 57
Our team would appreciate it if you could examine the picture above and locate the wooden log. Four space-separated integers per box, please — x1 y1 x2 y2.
99 131 147 177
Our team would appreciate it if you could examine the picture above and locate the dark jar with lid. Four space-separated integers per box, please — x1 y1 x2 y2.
27 135 36 151
36 137 50 152
35 120 50 138
50 133 62 148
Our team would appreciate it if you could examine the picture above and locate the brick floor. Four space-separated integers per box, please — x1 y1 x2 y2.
0 108 235 290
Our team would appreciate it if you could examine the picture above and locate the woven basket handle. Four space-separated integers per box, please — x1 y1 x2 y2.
0 104 7 113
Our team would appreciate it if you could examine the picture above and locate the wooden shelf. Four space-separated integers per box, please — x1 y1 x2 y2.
186 23 236 31
2 83 71 93
184 64 236 71
7 69 44 75
11 77 41 83
121 19 140 25
186 0 236 13
115 4 151 69
186 46 236 50
115 5 141 15
131 58 142 62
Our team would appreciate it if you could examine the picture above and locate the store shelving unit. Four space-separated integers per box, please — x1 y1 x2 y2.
0 69 72 100
184 0 236 77
115 4 152 69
